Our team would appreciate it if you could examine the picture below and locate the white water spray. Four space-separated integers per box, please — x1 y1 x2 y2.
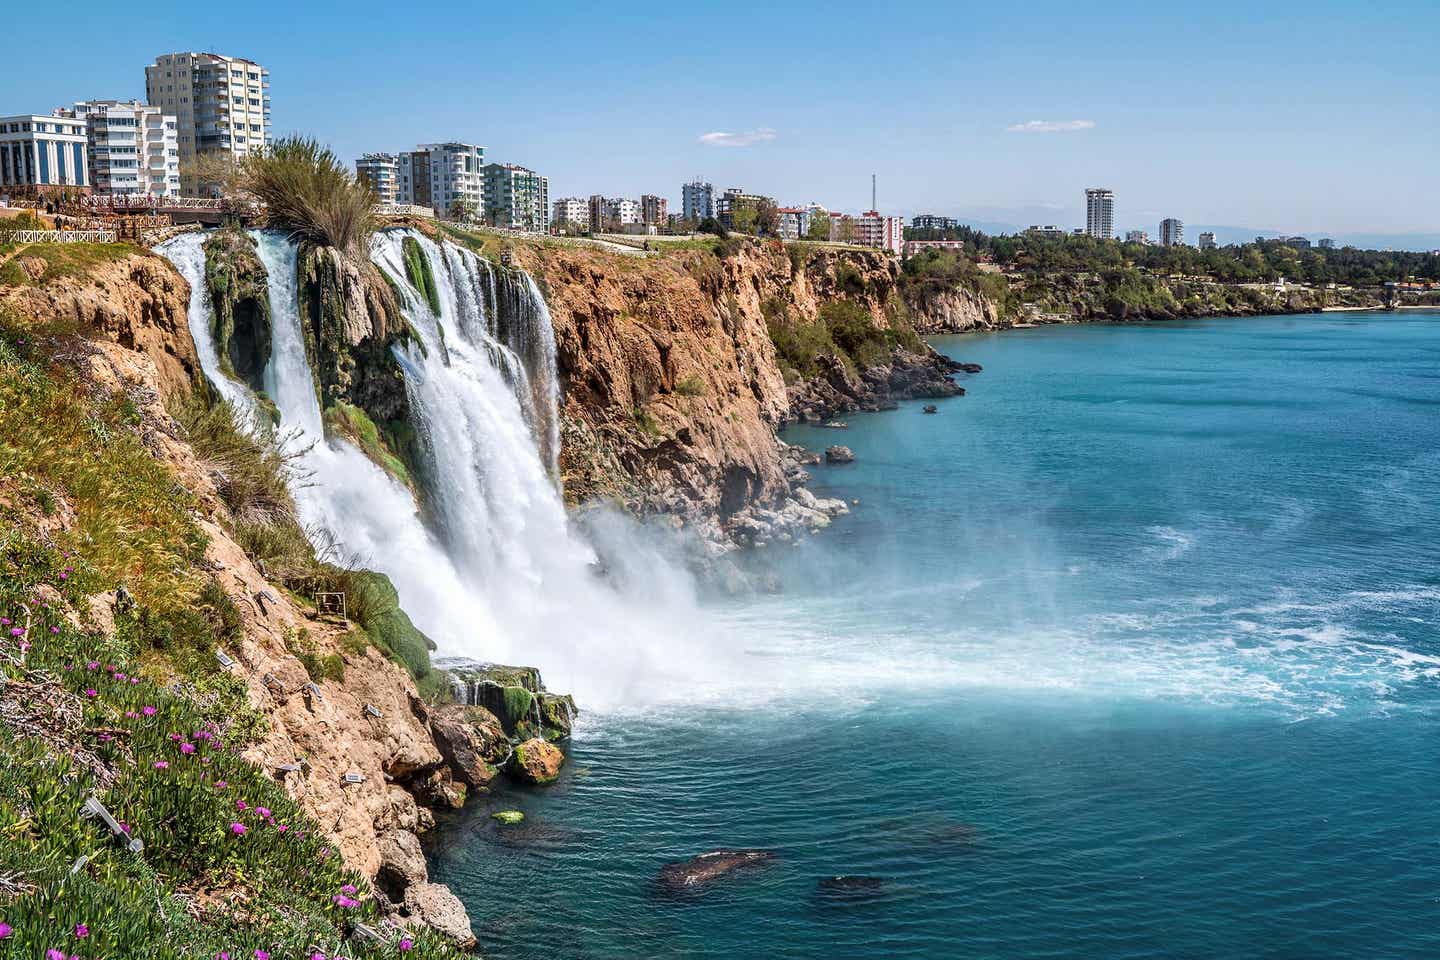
164 229 732 710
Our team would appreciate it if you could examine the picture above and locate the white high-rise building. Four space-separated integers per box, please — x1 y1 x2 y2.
1125 229 1150 245
58 100 179 197
399 143 483 220
682 179 714 221
1198 231 1218 250
1160 218 1184 247
355 153 399 205
484 162 548 232
0 114 89 192
145 52 270 195
1085 187 1114 239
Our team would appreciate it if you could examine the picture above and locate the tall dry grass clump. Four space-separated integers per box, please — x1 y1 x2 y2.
238 136 377 256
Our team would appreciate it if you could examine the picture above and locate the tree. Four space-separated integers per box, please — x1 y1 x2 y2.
447 198 478 223
755 199 780 237
806 215 831 241
730 203 758 235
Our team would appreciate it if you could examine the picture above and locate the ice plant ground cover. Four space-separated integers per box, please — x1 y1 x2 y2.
0 323 458 957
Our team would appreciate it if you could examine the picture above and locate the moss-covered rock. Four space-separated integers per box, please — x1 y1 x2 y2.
492 810 525 824
402 235 442 315
202 227 271 391
508 738 564 785
443 661 577 742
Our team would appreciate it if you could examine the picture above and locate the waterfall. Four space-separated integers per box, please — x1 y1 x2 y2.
162 228 732 709
157 232 259 425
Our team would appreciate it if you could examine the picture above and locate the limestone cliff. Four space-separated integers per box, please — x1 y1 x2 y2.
510 236 970 542
0 243 198 401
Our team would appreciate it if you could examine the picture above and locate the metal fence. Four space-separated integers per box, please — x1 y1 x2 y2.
3 229 117 244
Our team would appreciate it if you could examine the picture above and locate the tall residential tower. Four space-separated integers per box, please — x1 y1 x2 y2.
1085 187 1114 239
145 52 270 195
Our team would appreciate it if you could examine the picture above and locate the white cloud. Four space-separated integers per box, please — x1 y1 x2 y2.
698 127 778 147
1005 119 1096 133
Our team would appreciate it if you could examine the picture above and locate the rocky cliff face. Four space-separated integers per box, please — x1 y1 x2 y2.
0 245 198 402
905 283 1003 333
511 237 970 546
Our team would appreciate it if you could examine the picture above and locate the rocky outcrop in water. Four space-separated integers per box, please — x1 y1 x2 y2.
446 661 577 741
657 849 777 893
508 737 565 785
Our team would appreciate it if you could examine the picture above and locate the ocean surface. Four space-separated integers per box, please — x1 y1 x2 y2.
429 311 1440 959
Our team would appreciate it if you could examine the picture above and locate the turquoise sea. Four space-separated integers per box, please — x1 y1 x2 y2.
431 311 1440 958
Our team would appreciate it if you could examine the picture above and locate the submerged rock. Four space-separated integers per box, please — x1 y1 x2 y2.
922 404 937 414
817 875 884 892
657 849 777 893
508 738 564 785
825 445 855 464
491 810 525 825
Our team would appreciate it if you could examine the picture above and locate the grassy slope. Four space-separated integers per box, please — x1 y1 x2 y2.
0 320 458 958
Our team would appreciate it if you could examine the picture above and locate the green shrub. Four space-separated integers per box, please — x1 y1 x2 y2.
675 374 706 397
238 136 377 256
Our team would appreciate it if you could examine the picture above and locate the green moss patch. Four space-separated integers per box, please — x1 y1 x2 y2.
401 235 441 315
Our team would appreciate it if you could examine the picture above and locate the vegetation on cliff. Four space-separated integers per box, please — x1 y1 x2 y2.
0 320 459 957
238 136 377 256
401 236 441 316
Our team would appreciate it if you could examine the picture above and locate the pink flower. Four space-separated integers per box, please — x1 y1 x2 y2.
399 940 413 952
180 743 195 755
125 711 139 719
114 672 125 681
169 733 182 742
153 760 169 769
230 822 246 835
75 923 89 938
48 950 65 960
142 705 157 716
311 953 327 960
84 689 97 698
214 780 228 790
51 626 59 634
0 922 11 938
331 894 358 908
8 628 21 637
255 952 270 960
236 800 247 811
340 884 357 896
130 677 139 685
276 824 288 833
86 661 99 670
119 822 130 835
216 953 229 960
257 807 272 820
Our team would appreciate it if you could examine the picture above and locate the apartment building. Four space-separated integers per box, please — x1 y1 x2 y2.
484 163 549 232
1317 238 1335 250
776 206 809 240
1159 218 1184 247
1027 224 1066 238
399 143 483 219
145 52 269 195
681 179 714 221
1125 229 1150 244
716 188 771 231
355 153 399 204
911 213 957 232
1198 231 1218 250
640 194 668 227
0 114 89 193
551 197 589 231
1085 187 1114 239
855 210 904 256
57 100 179 197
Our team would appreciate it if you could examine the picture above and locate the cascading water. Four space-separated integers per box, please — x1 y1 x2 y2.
163 228 732 709
157 232 259 424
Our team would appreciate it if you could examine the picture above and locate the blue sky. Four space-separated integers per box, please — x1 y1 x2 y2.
6 0 1438 244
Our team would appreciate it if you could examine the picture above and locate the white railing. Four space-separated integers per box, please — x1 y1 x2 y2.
377 203 435 218
81 194 226 211
5 230 117 244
